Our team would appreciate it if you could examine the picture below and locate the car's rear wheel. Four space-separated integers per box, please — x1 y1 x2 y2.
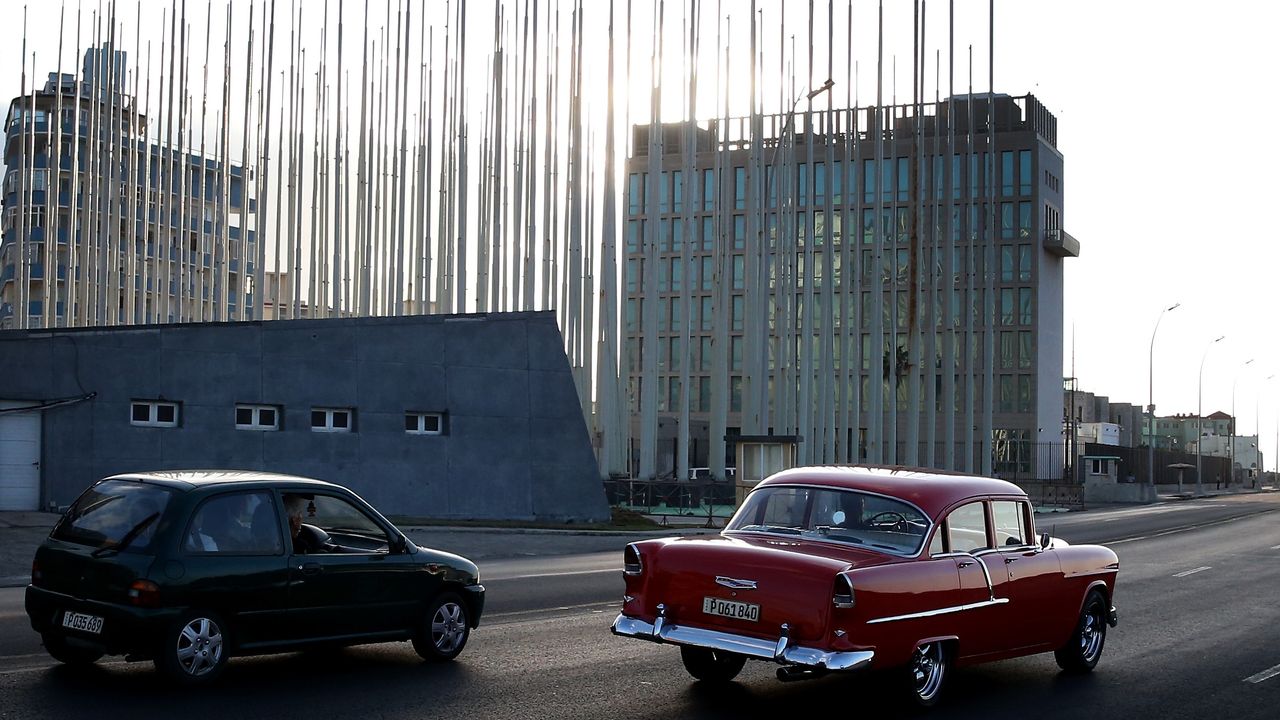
155 610 229 685
904 641 950 708
42 633 103 666
1056 590 1108 673
413 592 470 661
679 646 747 682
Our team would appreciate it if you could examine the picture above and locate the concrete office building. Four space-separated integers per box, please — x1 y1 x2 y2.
0 311 609 521
623 93 1077 480
2 44 257 329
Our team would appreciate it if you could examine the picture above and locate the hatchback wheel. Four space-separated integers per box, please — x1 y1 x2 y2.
156 611 229 684
680 646 747 682
413 593 470 661
42 633 103 667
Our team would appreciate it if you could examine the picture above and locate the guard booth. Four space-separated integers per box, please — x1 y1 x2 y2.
730 435 800 506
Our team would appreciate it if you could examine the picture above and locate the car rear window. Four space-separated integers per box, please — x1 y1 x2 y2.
727 486 931 555
51 480 175 553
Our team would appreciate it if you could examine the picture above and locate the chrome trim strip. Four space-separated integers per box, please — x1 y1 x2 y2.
611 614 875 672
866 598 1010 625
931 550 997 600
715 576 758 590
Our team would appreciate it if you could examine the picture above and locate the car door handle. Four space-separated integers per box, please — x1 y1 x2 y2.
300 562 323 575
1005 557 1017 564
958 561 974 568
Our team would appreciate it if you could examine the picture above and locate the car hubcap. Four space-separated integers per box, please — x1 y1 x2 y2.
431 602 466 653
176 618 223 676
1080 607 1103 661
912 643 944 701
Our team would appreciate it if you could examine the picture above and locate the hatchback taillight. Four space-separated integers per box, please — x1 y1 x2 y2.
30 558 42 586
623 544 643 575
128 580 161 608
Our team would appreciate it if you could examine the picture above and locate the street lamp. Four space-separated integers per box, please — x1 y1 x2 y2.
1256 374 1274 489
1230 359 1255 489
1196 335 1225 497
1147 302 1180 486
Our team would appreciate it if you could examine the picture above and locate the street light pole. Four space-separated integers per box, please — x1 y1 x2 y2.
1231 359 1254 489
1147 302 1180 486
1196 335 1225 497
1256 375 1274 489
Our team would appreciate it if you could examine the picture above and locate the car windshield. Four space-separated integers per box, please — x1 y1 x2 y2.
51 480 175 553
726 486 930 555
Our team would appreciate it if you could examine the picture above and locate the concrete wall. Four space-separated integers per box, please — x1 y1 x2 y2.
0 311 610 522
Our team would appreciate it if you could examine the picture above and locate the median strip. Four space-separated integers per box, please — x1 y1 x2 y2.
1172 566 1211 578
1244 663 1280 684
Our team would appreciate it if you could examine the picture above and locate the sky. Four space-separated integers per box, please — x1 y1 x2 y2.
2 0 1280 448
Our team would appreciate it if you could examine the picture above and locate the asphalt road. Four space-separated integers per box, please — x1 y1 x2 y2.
1 495 1278 719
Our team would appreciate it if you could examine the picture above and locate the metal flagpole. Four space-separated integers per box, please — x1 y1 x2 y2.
638 0 664 479
982 0 995 475
943 0 955 469
867 0 884 464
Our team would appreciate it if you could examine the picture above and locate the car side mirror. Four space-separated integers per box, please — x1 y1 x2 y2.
1039 532 1052 550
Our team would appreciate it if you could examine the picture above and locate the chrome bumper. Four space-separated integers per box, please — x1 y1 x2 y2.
611 613 875 672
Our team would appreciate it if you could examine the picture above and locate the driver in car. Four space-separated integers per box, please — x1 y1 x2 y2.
284 494 324 554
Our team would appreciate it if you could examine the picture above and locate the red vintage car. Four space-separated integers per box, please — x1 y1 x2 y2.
611 466 1119 706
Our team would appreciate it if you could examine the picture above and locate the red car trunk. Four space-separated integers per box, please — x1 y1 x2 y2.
640 534 893 644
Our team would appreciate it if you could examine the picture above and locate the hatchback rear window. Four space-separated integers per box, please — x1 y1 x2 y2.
52 480 175 554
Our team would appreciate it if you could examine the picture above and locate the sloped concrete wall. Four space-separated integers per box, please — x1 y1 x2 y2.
0 311 609 522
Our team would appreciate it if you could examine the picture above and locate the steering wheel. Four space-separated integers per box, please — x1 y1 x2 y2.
867 511 909 531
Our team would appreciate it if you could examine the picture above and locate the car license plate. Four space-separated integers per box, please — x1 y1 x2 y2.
61 611 104 635
702 596 760 622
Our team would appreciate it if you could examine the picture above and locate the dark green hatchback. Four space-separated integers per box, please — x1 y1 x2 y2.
26 471 484 684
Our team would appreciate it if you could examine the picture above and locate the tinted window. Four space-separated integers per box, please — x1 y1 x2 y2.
947 502 990 553
52 480 174 553
185 491 282 555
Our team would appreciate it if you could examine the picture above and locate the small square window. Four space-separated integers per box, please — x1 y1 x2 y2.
405 411 445 436
311 407 354 433
130 400 180 428
236 404 281 431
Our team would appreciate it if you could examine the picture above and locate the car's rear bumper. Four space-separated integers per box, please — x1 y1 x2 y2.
611 612 874 672
26 585 175 656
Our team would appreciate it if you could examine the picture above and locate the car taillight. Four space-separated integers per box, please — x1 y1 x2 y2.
30 559 42 586
623 544 643 575
128 580 161 608
832 573 855 609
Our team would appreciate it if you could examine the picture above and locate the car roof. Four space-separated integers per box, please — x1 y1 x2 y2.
757 465 1026 519
102 470 342 492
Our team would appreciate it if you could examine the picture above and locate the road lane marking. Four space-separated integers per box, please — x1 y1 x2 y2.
1172 566 1211 578
490 567 619 581
1244 663 1280 684
486 601 618 622
1271 545 1280 550
1108 510 1277 545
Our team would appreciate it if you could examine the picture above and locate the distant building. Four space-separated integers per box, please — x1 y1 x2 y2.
1 44 257 329
624 93 1077 479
